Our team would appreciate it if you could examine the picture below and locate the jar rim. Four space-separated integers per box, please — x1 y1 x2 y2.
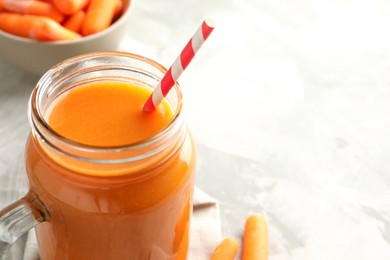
28 51 185 164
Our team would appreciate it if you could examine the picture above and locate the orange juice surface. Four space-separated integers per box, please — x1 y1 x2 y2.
48 80 174 146
25 80 195 259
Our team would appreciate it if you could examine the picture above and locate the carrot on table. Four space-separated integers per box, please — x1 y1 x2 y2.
63 10 85 33
53 0 89 15
82 0 116 36
2 0 65 23
210 237 239 260
0 13 81 41
242 214 268 260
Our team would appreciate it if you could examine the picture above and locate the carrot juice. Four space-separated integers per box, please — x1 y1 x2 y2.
25 52 196 259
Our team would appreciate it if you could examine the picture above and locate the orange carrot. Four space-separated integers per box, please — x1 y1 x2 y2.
81 0 116 36
0 13 81 41
63 10 85 33
0 0 5 12
53 0 89 15
210 237 239 260
113 0 123 21
2 0 65 23
242 214 268 260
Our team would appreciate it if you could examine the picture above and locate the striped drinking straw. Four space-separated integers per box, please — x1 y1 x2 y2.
142 19 215 112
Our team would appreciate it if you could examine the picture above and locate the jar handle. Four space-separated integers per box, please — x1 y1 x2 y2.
0 191 49 256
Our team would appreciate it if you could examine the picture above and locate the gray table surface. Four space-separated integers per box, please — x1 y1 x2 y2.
2 0 390 259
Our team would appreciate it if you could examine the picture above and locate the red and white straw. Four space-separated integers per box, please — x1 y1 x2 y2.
142 19 215 112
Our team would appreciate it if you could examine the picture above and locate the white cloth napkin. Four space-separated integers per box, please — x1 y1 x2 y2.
190 188 222 259
0 153 222 260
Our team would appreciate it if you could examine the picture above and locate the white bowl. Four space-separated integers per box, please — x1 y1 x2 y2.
0 0 134 76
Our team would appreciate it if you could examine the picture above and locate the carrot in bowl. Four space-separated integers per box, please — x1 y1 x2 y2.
2 0 65 23
242 214 268 260
81 0 116 36
0 0 5 12
210 237 239 260
0 13 81 41
63 10 85 33
113 0 123 21
53 0 89 15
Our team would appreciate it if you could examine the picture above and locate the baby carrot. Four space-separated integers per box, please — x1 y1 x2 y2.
113 0 123 21
63 10 85 33
210 237 239 260
81 0 116 36
0 0 4 12
53 0 89 15
242 214 268 260
0 13 81 41
2 0 65 23
33 16 82 41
